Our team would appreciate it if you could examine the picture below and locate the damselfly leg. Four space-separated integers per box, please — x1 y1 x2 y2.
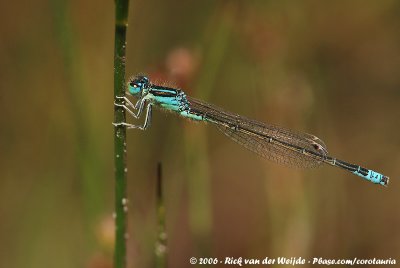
114 95 146 119
113 100 153 130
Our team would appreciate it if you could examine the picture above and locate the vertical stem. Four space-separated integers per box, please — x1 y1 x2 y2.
52 0 104 249
185 3 236 256
114 0 129 267
155 162 167 268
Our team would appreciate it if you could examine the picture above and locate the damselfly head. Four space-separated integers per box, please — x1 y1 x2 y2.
128 75 150 96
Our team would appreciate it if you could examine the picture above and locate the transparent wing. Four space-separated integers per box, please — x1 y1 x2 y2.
187 96 328 168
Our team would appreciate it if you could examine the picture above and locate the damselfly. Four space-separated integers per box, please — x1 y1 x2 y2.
113 75 389 187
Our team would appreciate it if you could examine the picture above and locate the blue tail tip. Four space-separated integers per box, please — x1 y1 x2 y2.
381 175 389 187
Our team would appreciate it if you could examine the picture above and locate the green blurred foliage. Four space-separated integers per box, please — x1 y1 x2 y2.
0 0 399 267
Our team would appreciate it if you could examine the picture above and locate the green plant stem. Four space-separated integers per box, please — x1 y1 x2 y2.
114 0 130 267
52 0 104 249
155 163 167 268
185 3 235 256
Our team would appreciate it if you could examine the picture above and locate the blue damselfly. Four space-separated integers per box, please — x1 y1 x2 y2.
113 75 389 186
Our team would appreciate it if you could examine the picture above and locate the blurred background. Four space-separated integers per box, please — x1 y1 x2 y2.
1 0 399 267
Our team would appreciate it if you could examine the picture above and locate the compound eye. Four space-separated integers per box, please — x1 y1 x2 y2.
130 82 141 88
128 75 150 95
